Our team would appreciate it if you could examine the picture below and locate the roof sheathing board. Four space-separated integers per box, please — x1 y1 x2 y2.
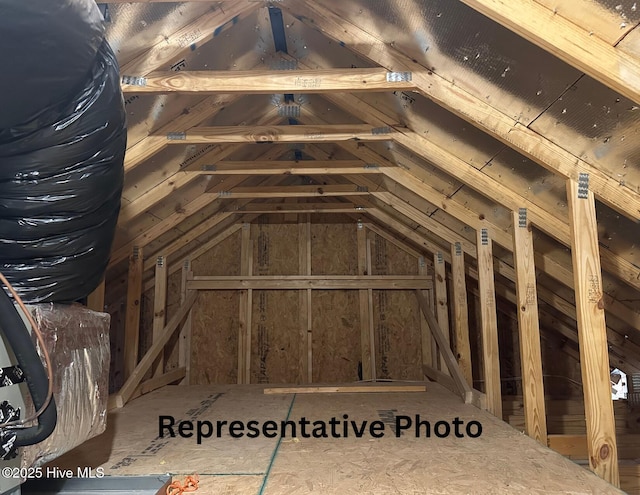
104 2 214 65
320 0 582 125
529 76 640 193
355 91 504 170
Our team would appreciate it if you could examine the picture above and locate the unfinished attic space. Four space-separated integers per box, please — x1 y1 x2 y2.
1 0 640 494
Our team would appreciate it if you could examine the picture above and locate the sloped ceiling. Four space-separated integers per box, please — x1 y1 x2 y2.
103 0 640 370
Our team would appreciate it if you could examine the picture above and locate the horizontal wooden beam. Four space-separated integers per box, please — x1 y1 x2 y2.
214 184 372 198
162 125 395 144
236 202 364 213
193 160 385 175
122 68 417 94
187 275 432 290
232 207 362 214
264 385 427 394
460 0 640 104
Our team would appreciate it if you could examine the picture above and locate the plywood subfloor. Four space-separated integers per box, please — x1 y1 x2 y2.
51 383 624 494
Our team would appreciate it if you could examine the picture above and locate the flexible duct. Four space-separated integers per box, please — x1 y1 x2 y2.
0 0 126 303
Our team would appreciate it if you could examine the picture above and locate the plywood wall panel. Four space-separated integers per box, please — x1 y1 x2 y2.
252 219 299 276
190 230 241 383
191 291 239 384
311 215 358 275
312 290 361 382
251 290 301 384
372 290 422 380
192 230 241 276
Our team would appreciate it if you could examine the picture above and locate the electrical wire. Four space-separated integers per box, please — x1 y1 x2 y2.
0 272 54 429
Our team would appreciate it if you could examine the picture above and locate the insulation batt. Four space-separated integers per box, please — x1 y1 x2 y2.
0 0 126 303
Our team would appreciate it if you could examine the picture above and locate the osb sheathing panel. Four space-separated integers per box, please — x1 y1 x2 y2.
251 220 300 276
247 220 303 383
311 215 358 275
251 290 301 384
190 230 242 384
372 290 422 380
312 290 361 382
191 291 239 384
310 216 361 382
370 234 422 380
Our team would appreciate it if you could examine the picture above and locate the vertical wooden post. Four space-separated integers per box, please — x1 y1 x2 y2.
179 259 194 385
418 256 433 369
245 246 253 384
299 218 308 382
433 252 453 378
357 221 373 380
299 214 313 383
366 235 377 380
306 216 312 383
238 223 252 384
476 229 502 418
87 280 105 312
124 246 143 380
152 255 168 377
450 243 472 386
512 208 547 445
567 175 619 486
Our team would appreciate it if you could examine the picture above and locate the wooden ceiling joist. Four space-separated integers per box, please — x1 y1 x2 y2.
162 125 396 144
283 0 640 222
234 202 363 214
194 160 385 175
187 275 433 291
121 68 418 94
459 0 640 104
119 110 284 225
213 184 373 198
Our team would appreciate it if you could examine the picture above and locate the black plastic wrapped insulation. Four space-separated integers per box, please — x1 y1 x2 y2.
0 0 105 129
0 2 127 303
0 287 56 447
